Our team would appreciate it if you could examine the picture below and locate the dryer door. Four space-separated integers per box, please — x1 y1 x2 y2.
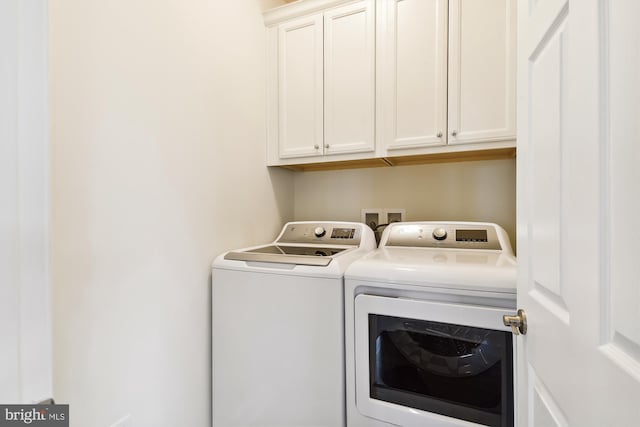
354 295 515 427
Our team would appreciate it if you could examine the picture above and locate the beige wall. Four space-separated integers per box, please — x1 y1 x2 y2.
50 1 293 426
293 158 516 248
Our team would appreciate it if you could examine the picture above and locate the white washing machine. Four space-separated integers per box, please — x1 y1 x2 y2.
344 222 518 427
212 221 376 427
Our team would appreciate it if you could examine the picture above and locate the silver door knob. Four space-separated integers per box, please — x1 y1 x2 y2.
437 131 443 138
325 144 330 149
503 309 527 335
451 130 458 137
314 144 319 149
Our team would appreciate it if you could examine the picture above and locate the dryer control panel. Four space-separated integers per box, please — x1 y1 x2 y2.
383 222 509 251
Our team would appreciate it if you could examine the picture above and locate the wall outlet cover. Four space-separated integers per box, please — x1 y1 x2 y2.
385 208 406 224
361 208 384 230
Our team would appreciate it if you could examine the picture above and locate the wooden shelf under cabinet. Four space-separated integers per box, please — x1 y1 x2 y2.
275 147 516 172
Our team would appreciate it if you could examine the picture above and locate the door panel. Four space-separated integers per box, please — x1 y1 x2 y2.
517 1 579 425
528 9 569 322
528 367 568 427
380 0 447 150
448 0 516 144
324 0 375 155
603 0 640 380
278 14 323 159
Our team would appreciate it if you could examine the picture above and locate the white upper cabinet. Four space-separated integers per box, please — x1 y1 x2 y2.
265 0 516 168
267 0 375 164
379 0 516 156
324 1 375 155
379 0 448 151
447 0 516 145
278 14 324 159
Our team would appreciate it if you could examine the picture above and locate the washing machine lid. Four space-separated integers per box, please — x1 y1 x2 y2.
224 244 350 267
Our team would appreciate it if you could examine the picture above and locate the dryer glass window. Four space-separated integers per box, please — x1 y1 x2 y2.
368 315 514 427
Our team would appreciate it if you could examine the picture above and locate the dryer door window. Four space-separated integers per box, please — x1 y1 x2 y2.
353 294 515 427
369 315 513 427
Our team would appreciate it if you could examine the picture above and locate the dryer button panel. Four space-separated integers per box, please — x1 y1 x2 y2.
385 224 501 251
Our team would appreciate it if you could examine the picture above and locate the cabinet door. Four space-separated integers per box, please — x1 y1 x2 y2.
323 0 375 155
379 0 448 151
448 0 516 145
278 14 323 159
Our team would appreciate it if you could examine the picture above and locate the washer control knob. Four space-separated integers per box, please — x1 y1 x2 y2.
314 227 326 238
432 228 448 241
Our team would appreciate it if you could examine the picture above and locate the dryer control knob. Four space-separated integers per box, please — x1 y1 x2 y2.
432 228 448 241
314 227 326 238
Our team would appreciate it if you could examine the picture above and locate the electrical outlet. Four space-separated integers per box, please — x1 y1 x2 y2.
110 414 132 427
385 208 406 224
362 208 405 229
361 208 384 230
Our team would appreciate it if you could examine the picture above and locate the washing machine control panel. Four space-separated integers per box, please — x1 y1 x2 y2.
384 223 504 251
277 222 362 245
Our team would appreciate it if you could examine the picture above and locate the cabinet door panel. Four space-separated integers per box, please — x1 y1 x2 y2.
448 0 516 144
381 0 448 151
278 14 323 158
324 0 375 155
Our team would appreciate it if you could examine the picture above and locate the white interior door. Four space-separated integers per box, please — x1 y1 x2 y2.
0 0 52 404
517 0 640 425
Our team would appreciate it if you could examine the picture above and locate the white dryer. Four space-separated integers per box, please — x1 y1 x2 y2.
212 221 376 427
344 222 517 427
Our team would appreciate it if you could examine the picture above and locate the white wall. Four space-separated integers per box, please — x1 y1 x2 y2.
0 0 52 404
293 159 516 247
50 1 293 426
